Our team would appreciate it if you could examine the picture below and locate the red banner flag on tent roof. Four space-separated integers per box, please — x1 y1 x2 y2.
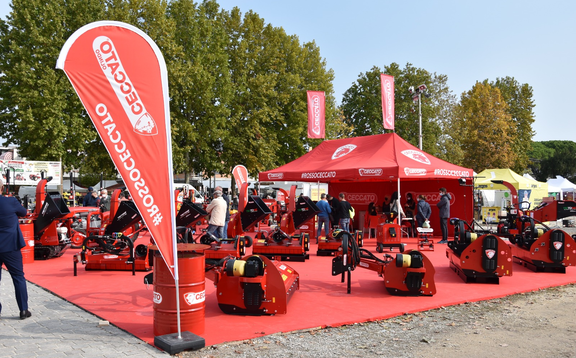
56 21 177 278
307 91 325 138
380 74 395 130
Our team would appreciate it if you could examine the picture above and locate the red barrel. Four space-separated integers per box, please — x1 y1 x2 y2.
19 222 35 264
153 244 207 336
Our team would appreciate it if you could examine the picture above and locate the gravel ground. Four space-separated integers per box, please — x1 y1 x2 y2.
181 284 576 358
181 224 576 358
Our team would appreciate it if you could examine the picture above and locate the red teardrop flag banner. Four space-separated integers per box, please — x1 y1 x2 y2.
56 21 177 278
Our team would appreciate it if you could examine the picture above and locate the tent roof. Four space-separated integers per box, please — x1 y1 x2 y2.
475 168 547 190
547 175 576 192
258 133 473 183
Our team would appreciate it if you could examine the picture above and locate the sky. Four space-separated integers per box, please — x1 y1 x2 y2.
1 1 574 142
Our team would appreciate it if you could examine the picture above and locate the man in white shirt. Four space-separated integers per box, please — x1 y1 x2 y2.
206 190 226 239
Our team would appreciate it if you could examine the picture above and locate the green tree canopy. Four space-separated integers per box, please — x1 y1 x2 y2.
0 0 337 181
453 81 516 172
528 141 576 182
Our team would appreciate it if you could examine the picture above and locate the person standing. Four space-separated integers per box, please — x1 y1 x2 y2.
0 179 31 319
403 193 417 237
415 195 432 228
99 189 111 212
83 187 98 207
315 193 331 243
437 187 451 244
338 193 353 232
215 186 230 238
328 194 341 229
205 190 226 239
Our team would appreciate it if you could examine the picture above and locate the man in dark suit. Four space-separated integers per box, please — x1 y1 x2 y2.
0 179 31 319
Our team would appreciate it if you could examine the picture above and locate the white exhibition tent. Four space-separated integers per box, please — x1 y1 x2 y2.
546 175 576 199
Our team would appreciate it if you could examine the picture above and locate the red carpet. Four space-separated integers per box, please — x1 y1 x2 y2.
22 237 576 346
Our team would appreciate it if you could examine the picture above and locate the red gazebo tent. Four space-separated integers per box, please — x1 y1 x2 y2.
259 133 474 234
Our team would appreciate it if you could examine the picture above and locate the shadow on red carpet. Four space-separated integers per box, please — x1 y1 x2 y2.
21 237 576 346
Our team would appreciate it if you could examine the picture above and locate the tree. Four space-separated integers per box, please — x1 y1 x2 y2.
340 63 454 157
490 77 535 173
528 141 576 182
0 0 107 174
453 82 516 172
221 8 336 177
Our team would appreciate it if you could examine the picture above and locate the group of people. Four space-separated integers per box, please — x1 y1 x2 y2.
365 188 452 244
316 193 354 241
82 187 111 212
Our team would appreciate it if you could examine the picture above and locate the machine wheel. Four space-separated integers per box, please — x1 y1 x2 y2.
399 244 405 253
244 235 253 248
376 244 383 253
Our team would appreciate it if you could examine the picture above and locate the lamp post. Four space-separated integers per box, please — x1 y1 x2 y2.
408 84 429 150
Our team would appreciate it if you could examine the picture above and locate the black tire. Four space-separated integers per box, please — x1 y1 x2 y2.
244 235 253 248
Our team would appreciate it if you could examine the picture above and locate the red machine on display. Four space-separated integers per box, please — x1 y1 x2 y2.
530 199 576 223
447 218 513 283
74 197 149 275
332 231 436 296
492 180 576 273
252 185 318 261
30 177 74 259
206 254 299 315
508 216 576 273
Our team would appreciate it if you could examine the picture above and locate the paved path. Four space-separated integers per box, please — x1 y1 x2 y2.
0 269 167 357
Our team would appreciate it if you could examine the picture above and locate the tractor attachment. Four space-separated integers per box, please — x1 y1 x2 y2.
331 231 435 296
508 216 576 273
447 218 513 283
253 189 318 261
206 255 299 315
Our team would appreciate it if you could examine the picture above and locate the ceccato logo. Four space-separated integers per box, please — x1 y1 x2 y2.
184 290 206 305
267 173 284 180
359 168 383 177
153 291 162 304
401 150 431 165
332 144 357 160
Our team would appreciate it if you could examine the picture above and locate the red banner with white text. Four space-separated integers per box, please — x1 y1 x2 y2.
307 91 325 139
56 21 177 278
380 74 395 130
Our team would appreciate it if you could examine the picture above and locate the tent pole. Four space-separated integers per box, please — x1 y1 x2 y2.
397 178 401 223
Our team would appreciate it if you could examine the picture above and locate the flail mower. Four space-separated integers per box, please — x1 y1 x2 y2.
205 254 299 315
331 231 436 296
447 218 513 283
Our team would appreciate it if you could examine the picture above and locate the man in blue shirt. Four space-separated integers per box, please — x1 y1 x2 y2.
316 193 331 244
0 179 31 319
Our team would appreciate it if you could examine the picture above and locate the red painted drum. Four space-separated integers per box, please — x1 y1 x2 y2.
19 222 35 264
153 244 208 336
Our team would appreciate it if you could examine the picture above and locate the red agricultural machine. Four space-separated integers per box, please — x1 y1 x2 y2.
507 216 576 273
492 180 576 273
331 231 436 296
252 185 318 261
447 218 513 283
29 177 76 259
205 254 299 315
73 195 149 275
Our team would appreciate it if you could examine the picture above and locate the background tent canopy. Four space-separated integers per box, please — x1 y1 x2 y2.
259 133 473 183
546 175 576 193
475 168 549 208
